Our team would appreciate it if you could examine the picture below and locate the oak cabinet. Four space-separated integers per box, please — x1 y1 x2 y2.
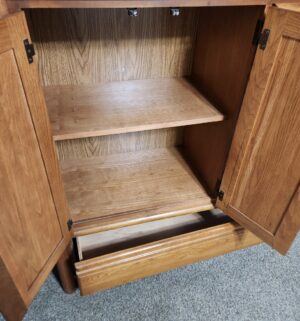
0 2 299 321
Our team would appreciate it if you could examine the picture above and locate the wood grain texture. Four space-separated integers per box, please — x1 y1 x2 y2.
183 6 264 196
56 242 77 294
60 148 214 236
0 18 11 53
27 7 200 159
229 37 300 232
56 128 183 160
0 257 27 321
8 0 276 9
45 78 223 141
273 184 300 254
0 0 8 17
75 222 261 295
276 3 300 12
6 12 71 236
0 12 71 308
218 7 300 252
26 8 199 85
0 48 62 303
77 212 231 259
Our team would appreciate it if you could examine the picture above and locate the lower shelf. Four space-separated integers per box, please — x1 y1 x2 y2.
75 214 261 296
60 148 214 235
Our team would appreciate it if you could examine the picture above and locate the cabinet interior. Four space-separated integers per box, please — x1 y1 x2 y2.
25 6 264 236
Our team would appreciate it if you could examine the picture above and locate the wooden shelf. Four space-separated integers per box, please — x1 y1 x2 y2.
45 78 223 141
60 148 213 235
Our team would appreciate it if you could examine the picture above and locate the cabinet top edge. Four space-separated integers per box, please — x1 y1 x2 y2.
7 0 295 10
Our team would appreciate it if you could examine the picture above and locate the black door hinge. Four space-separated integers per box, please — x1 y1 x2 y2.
24 39 35 64
218 190 224 201
215 179 224 201
67 219 73 231
252 20 270 50
258 29 270 50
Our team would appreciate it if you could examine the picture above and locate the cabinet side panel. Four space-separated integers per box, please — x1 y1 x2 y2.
184 6 264 196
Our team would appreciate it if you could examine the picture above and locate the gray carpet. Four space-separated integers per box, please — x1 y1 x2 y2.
3 235 300 321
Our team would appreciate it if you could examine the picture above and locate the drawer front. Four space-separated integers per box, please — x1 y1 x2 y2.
75 223 260 295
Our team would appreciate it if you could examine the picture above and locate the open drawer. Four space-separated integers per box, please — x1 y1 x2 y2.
75 211 261 295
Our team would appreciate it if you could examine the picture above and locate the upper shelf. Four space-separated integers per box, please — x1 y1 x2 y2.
45 78 224 141
8 0 273 9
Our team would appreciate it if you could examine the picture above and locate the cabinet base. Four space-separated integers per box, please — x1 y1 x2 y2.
56 242 77 294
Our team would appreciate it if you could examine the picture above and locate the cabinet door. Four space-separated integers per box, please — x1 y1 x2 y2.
0 11 71 320
217 7 300 254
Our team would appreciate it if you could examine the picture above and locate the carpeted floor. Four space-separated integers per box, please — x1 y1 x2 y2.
2 235 299 321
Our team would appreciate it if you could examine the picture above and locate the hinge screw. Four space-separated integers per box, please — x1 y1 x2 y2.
170 8 180 16
127 8 138 17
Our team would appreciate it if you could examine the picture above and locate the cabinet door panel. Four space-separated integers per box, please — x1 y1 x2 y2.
0 12 71 319
0 48 63 294
218 7 300 254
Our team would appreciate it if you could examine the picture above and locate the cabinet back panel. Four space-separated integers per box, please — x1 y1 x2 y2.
26 9 195 158
56 128 183 160
26 8 199 85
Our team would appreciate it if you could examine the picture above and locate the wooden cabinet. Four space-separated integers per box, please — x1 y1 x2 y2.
0 2 299 321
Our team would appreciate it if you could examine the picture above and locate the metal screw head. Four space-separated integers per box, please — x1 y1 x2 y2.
128 8 138 17
170 8 180 16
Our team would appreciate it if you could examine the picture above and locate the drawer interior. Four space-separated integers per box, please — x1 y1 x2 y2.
76 210 230 260
75 210 261 295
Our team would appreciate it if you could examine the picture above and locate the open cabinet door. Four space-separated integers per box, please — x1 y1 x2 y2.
217 7 300 255
0 11 71 321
